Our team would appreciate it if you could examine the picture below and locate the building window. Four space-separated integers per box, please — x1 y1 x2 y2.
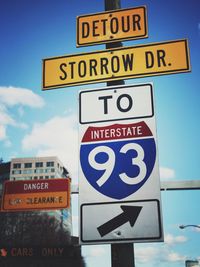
35 162 43 168
39 176 43 179
34 176 38 180
12 170 21 175
13 163 21 169
45 176 49 179
46 161 54 167
35 169 44 174
24 163 32 168
23 169 33 174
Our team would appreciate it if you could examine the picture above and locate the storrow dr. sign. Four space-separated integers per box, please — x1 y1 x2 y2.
78 83 163 244
43 39 190 89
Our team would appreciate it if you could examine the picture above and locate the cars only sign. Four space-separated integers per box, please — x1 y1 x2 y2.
79 83 163 244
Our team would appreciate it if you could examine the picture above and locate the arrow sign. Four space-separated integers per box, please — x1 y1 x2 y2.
97 205 142 237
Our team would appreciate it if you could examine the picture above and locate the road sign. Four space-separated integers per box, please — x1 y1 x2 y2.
79 83 153 124
1 178 70 211
43 39 190 90
80 200 162 243
77 6 148 47
79 83 163 244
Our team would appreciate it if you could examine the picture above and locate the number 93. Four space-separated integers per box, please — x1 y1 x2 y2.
88 143 147 187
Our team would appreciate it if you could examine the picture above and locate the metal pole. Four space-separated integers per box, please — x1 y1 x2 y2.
104 0 135 266
105 0 125 86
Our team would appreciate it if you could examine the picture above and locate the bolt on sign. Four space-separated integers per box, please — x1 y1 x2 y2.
76 6 148 47
42 39 190 90
1 178 70 212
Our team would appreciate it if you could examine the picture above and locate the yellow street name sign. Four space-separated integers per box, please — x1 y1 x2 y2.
77 6 148 46
42 39 190 90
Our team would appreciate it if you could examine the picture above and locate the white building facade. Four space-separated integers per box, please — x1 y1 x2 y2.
10 156 69 181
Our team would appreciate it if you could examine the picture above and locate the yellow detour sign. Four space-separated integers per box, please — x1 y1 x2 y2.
42 39 190 90
77 6 148 46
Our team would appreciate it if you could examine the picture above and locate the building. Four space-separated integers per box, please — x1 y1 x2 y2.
0 156 72 247
10 156 69 181
0 161 10 202
0 157 85 266
185 260 200 267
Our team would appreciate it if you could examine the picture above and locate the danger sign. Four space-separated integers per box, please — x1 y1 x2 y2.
1 179 70 211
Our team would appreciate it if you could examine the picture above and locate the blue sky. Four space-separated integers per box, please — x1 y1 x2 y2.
0 0 200 266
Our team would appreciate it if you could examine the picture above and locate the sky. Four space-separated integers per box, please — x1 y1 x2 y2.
0 0 200 266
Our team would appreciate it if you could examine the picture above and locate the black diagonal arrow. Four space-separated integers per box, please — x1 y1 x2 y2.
97 205 142 237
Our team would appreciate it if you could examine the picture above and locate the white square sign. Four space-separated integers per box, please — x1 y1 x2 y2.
79 83 163 244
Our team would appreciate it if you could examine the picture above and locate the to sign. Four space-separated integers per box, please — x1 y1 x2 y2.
43 39 190 90
79 84 163 244
79 83 153 124
77 6 148 47
1 178 70 211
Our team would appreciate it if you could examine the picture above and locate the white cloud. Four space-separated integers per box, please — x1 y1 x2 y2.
18 106 25 117
165 233 187 245
160 167 175 180
135 246 160 263
166 251 186 262
135 233 187 264
0 86 44 108
0 105 15 126
87 246 107 257
22 114 78 183
0 86 45 143
0 124 6 140
136 245 187 264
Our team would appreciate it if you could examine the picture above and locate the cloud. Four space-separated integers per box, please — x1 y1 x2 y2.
0 86 44 108
0 124 6 140
22 114 78 183
0 105 15 126
164 233 187 245
135 233 187 264
160 167 175 180
166 251 186 262
135 246 160 263
86 246 107 257
0 86 45 142
135 245 186 264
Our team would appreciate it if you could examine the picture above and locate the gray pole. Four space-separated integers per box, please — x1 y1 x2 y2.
105 0 125 86
104 0 135 266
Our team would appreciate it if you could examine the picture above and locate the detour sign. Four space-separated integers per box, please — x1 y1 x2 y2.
1 178 70 211
77 6 148 46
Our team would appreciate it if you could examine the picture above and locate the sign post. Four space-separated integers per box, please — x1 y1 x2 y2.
106 1 134 266
41 1 192 266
